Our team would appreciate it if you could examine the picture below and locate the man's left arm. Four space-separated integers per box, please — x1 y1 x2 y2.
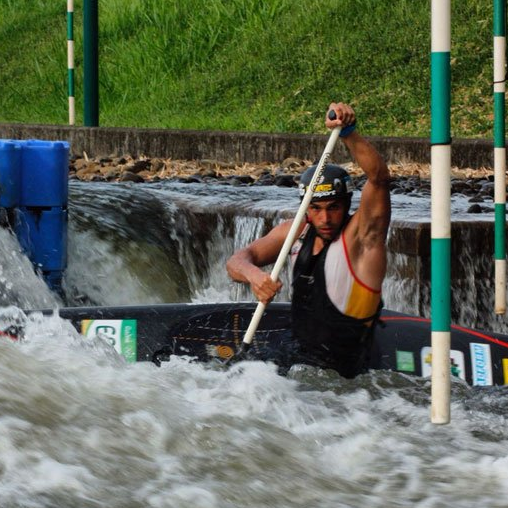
341 131 391 249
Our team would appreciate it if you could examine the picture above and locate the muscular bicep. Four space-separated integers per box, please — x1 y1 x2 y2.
356 179 391 247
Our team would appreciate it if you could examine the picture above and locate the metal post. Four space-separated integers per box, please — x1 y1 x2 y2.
494 0 507 315
83 0 99 126
430 0 451 425
67 0 75 125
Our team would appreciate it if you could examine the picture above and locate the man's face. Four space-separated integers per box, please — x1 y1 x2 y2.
307 199 347 240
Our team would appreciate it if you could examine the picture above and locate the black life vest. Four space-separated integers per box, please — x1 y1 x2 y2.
291 225 381 378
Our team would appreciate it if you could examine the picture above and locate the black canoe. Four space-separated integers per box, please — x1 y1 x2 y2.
24 302 506 387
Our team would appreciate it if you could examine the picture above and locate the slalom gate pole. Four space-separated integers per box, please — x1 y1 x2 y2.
494 0 506 315
67 0 75 125
83 0 99 126
430 0 451 425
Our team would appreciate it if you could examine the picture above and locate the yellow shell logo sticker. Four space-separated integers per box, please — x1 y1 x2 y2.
216 345 234 359
314 183 333 193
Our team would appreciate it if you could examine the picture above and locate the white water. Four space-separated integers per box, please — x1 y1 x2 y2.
2 307 508 508
1 181 507 507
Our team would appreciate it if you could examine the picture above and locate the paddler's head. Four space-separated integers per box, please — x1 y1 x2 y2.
298 164 353 241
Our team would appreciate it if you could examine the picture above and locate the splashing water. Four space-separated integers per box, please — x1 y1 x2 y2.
1 181 507 507
1 310 508 508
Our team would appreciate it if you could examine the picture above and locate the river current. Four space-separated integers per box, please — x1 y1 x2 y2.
0 180 507 508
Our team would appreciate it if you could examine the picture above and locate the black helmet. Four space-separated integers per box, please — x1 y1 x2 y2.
298 164 353 202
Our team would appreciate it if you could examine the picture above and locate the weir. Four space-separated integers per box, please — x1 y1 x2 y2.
61 181 506 333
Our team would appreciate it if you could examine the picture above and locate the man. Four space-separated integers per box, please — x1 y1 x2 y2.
226 102 391 377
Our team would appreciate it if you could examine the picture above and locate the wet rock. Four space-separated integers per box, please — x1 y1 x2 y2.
181 175 202 183
119 171 144 183
451 179 471 194
480 182 495 197
274 174 297 187
467 204 483 213
228 175 254 185
468 195 484 203
254 174 275 186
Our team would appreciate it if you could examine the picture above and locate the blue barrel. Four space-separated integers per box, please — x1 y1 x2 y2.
19 140 69 207
0 140 21 208
15 207 68 272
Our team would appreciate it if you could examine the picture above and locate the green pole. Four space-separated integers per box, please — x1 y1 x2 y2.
493 0 506 314
430 0 451 424
83 0 99 126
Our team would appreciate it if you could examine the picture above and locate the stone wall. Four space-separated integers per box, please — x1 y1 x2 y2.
0 123 496 169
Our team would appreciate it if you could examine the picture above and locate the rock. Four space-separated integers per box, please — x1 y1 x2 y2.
198 168 217 178
254 174 275 186
273 174 297 187
451 179 471 194
467 204 483 213
125 159 151 173
181 175 202 183
281 157 305 169
119 171 144 183
228 175 254 185
151 159 165 172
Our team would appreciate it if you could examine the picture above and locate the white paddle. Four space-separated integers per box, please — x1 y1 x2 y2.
237 117 342 356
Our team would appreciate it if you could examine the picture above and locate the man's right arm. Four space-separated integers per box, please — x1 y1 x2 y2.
226 220 294 305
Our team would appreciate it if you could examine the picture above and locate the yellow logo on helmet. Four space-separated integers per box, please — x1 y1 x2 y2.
314 183 333 193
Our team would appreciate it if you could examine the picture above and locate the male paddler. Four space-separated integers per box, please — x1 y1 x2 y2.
226 102 391 377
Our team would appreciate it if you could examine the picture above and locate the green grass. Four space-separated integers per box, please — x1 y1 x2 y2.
0 0 497 137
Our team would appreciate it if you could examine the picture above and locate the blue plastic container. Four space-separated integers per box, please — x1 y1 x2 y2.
0 140 21 207
19 140 69 207
15 206 68 272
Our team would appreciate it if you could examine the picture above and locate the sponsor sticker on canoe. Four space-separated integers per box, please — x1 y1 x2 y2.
81 319 137 363
205 344 234 360
421 347 466 381
396 350 415 372
469 343 493 386
503 359 508 385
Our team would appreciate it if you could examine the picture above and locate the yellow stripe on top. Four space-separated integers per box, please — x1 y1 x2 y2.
325 233 381 320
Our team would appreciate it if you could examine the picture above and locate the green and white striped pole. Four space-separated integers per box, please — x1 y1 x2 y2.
430 0 451 425
67 0 75 125
494 0 506 315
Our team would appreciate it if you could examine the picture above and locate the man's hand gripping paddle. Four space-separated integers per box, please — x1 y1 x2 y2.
229 111 342 363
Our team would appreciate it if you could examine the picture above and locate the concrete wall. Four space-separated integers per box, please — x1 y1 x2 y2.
387 220 498 328
0 123 496 168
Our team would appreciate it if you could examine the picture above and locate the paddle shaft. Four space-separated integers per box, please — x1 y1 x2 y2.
241 125 341 347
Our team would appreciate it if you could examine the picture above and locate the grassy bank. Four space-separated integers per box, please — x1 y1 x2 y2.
0 0 495 137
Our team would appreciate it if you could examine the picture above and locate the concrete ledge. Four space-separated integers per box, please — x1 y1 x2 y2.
0 123 496 168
